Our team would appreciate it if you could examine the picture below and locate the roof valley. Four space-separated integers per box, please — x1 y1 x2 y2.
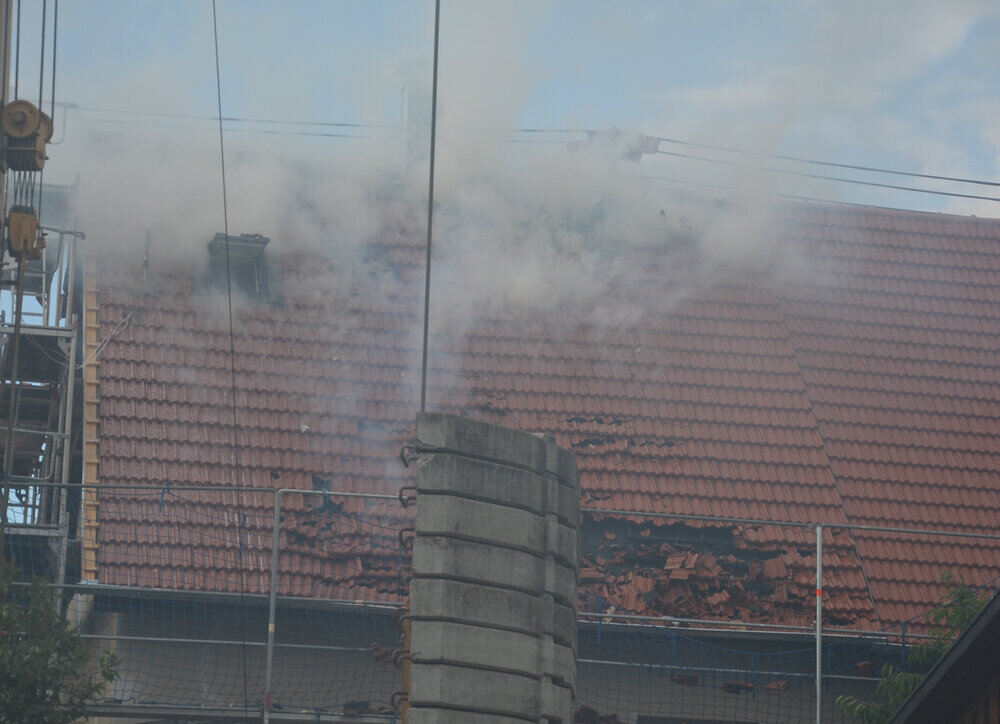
773 289 884 628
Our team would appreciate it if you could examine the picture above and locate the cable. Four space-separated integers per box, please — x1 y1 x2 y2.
641 173 927 211
506 138 575 145
515 127 586 134
49 0 56 128
655 148 1000 203
13 0 18 99
0 0 10 231
210 2 249 718
61 102 398 129
74 115 382 140
57 106 1000 202
19 309 133 371
419 0 440 414
656 135 1000 189
61 102 586 135
56 102 999 194
79 312 133 367
35 0 46 222
36 0 43 108
1 0 9 109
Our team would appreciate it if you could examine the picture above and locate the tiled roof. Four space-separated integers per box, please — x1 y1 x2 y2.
92 203 1000 627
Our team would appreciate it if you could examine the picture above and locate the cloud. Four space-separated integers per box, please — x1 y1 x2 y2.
639 0 999 214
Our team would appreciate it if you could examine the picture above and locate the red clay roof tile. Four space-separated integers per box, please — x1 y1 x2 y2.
92 203 1000 626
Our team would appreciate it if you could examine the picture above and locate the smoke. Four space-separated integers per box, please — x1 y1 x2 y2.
45 2 799 333
40 2 998 391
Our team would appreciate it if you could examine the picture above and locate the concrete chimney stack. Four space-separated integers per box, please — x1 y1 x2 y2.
406 413 580 723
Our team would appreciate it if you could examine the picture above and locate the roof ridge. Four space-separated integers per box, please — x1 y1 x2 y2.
785 200 1000 227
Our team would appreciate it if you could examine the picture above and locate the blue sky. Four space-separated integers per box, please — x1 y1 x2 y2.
11 0 1000 219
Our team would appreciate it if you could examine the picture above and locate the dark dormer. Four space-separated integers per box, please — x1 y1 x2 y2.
207 233 280 301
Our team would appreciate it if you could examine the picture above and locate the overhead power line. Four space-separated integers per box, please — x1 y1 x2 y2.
209 2 250 719
515 127 1000 190
52 100 1000 198
655 148 1000 203
641 173 905 209
419 0 441 414
75 115 384 140
655 135 1000 189
58 102 399 129
62 102 588 136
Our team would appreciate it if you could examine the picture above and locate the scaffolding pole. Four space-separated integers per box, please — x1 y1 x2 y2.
1 256 27 556
263 488 282 724
815 524 823 724
55 311 78 590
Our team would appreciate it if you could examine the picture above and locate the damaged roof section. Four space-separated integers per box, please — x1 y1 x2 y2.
579 516 876 627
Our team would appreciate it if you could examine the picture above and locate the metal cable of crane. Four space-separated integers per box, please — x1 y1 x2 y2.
0 2 9 109
37 0 43 106
13 0 18 98
49 0 55 130
35 0 46 223
1 0 57 558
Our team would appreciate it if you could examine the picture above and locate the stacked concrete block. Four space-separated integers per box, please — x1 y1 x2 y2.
408 413 580 723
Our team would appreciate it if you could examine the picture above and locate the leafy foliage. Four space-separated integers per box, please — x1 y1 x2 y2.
836 572 990 723
0 560 120 723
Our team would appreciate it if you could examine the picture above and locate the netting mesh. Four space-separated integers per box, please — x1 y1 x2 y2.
4 486 409 718
66 592 403 716
4 491 998 722
575 620 886 723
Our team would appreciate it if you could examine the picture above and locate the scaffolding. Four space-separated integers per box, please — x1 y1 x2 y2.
0 216 84 587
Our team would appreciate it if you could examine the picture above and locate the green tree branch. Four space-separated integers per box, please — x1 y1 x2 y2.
836 572 989 724
0 560 120 724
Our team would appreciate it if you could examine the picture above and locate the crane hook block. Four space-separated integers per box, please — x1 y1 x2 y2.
6 206 44 261
1 101 52 171
1 100 41 138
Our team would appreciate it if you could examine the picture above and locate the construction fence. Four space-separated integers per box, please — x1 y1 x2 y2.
4 485 1000 723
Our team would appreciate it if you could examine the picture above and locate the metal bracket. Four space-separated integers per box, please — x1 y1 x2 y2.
398 527 416 552
391 647 412 668
399 441 418 468
389 691 408 713
399 438 449 467
398 485 418 508
397 564 413 589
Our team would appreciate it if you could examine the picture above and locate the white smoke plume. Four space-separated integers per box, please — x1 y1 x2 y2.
36 0 999 336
